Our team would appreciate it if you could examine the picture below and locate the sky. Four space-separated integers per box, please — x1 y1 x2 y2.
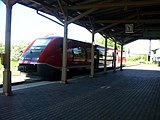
0 1 94 44
126 39 160 55
0 1 160 55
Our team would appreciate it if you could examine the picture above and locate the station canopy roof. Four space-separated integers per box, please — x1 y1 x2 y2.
4 0 160 45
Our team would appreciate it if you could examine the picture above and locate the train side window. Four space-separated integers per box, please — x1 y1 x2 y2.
59 44 63 50
99 51 103 59
86 48 91 62
72 47 86 62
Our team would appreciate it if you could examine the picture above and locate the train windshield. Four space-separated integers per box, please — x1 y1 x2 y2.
20 38 53 61
33 38 52 47
30 38 52 52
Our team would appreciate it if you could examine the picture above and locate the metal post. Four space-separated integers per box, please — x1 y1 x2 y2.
148 39 151 62
104 37 107 72
120 44 123 71
90 31 95 77
61 18 68 84
113 41 117 72
3 2 12 96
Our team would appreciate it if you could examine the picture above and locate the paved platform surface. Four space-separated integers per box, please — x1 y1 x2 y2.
0 65 160 120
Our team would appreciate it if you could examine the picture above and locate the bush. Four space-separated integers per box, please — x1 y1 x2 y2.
0 60 3 70
11 42 29 61
127 55 147 62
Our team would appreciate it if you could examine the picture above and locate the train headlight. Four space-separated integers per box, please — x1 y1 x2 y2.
20 57 24 60
32 57 39 60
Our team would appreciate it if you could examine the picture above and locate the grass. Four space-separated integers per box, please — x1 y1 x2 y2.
0 60 25 84
125 59 159 67
0 60 21 76
0 60 18 69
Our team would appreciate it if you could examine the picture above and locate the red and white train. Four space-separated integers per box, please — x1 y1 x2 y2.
18 36 126 78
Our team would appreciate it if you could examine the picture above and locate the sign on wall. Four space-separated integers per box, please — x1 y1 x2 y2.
125 24 134 33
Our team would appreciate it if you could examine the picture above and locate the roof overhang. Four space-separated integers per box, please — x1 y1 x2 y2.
3 0 160 45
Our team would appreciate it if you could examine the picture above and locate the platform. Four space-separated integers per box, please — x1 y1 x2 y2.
0 65 160 120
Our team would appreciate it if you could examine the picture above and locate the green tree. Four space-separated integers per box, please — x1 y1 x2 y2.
95 36 121 49
11 41 29 61
0 41 29 61
0 42 4 53
0 42 4 70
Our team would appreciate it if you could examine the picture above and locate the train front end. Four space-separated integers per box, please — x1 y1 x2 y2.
18 37 53 73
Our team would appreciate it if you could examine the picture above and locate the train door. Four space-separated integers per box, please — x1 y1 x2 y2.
94 49 99 69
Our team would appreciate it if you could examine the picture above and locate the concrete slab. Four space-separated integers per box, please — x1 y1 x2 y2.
0 65 160 120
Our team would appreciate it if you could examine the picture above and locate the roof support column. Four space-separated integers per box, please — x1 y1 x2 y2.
61 17 68 84
148 39 151 62
104 37 108 72
113 41 117 72
120 44 123 71
3 1 13 96
57 0 98 82
90 31 95 77
57 0 68 84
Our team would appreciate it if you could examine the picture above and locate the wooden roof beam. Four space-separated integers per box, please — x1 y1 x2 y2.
95 19 160 24
67 8 98 24
27 0 58 12
2 0 19 5
95 14 137 33
66 1 160 10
